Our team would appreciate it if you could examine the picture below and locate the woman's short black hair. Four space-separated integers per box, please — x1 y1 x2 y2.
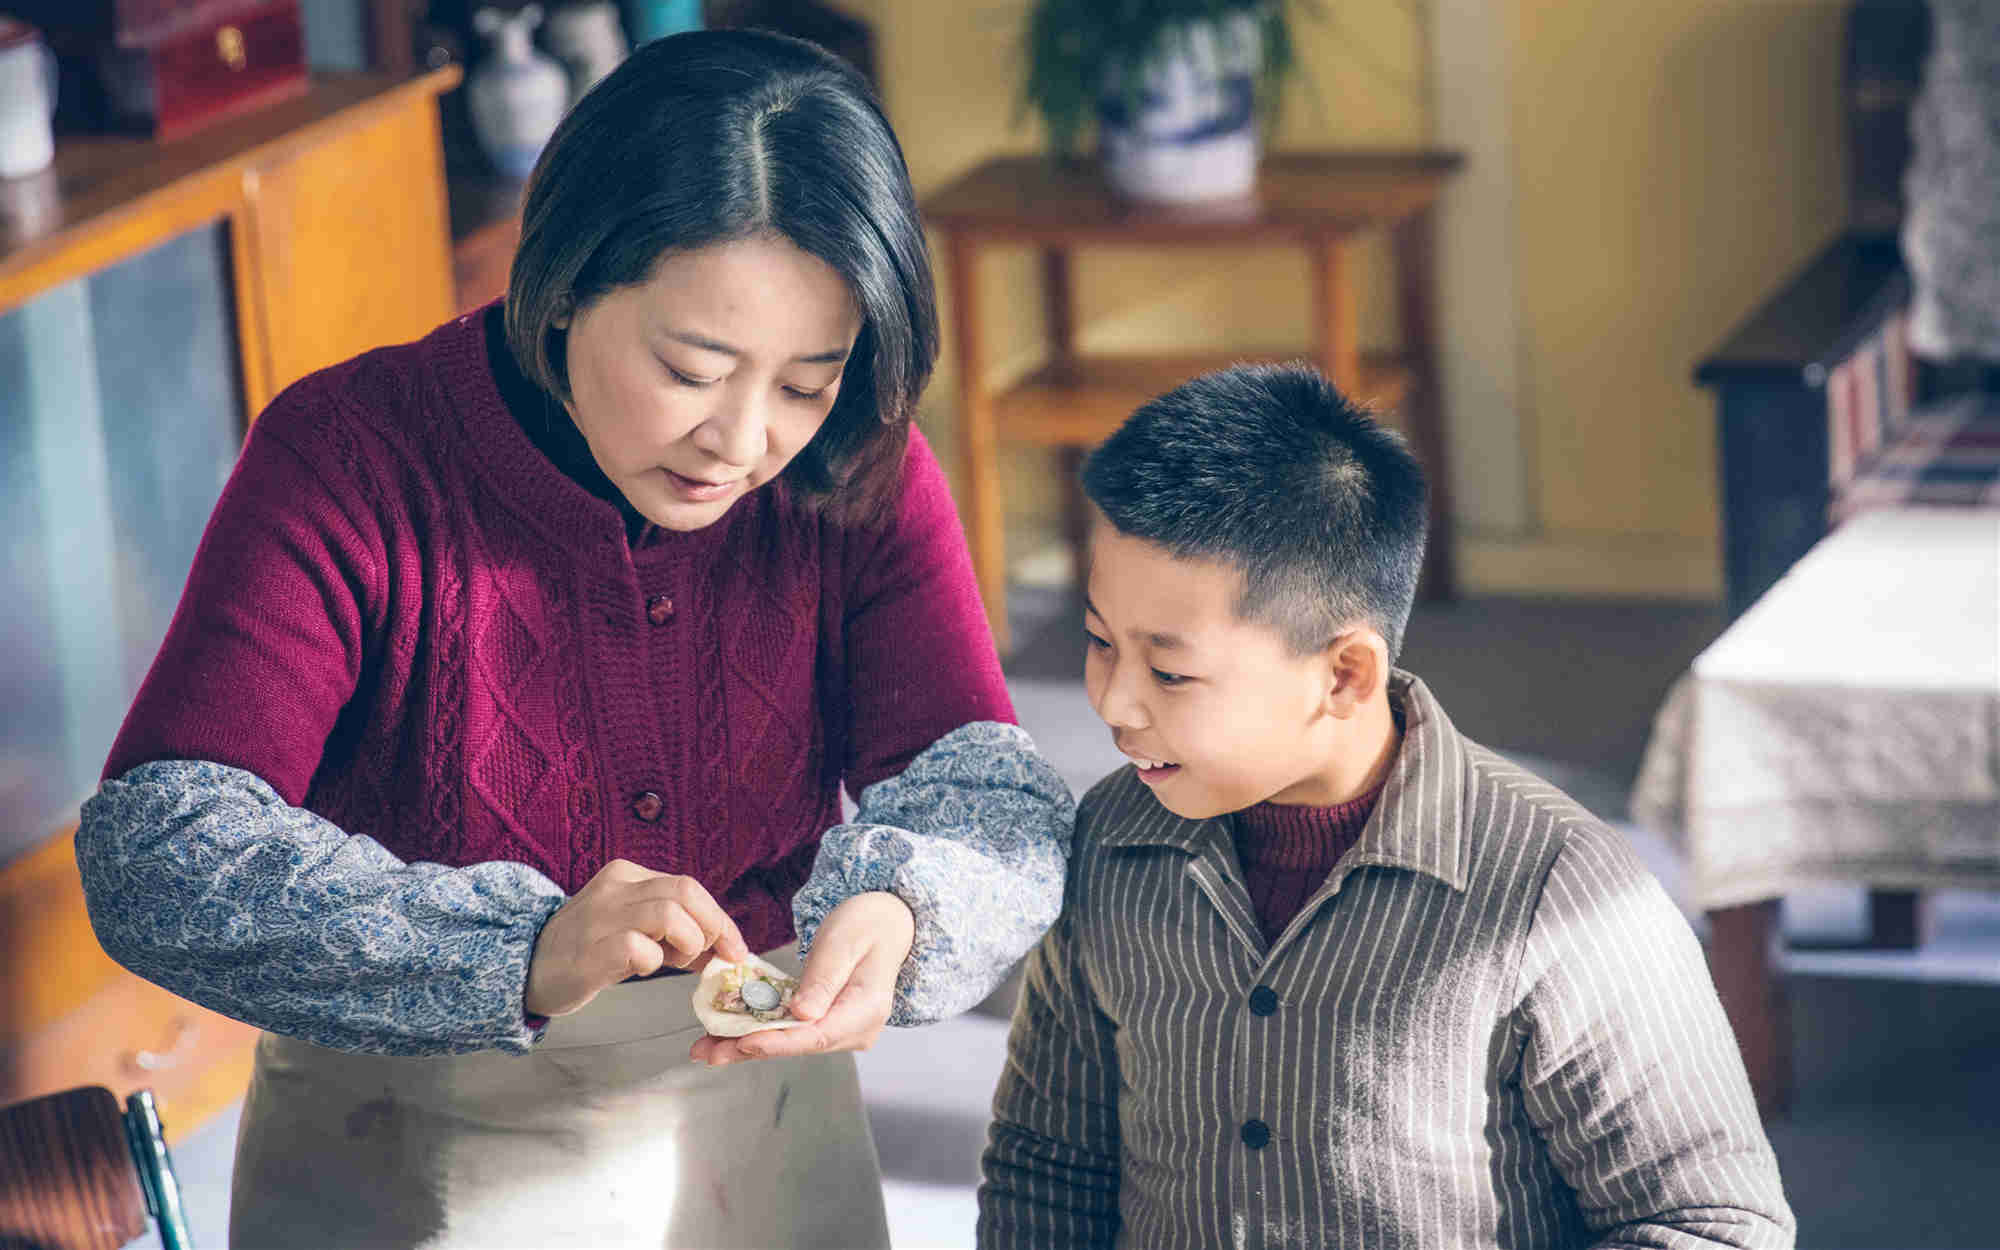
1082 363 1429 658
505 29 937 524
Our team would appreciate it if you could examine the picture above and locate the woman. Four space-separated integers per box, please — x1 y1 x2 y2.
74 30 1071 1249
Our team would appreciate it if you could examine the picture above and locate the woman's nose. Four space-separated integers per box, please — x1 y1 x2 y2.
697 391 769 466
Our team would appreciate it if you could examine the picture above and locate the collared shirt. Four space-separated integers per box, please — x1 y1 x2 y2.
979 672 1794 1249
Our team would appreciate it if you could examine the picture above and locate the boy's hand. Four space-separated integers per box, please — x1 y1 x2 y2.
691 890 914 1066
524 859 751 1018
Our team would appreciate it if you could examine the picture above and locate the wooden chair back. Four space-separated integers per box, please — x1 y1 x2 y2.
0 1086 174 1250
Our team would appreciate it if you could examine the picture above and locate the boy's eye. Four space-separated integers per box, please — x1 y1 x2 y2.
1151 669 1189 687
1082 628 1111 651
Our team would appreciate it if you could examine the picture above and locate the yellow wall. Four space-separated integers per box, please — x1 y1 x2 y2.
868 0 1850 598
1482 0 1848 594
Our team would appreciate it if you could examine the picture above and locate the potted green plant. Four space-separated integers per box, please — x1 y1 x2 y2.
1020 0 1316 203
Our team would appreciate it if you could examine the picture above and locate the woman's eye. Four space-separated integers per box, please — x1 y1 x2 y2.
783 383 832 402
665 364 717 388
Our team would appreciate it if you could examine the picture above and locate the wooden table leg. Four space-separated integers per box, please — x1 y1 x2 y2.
1706 899 1791 1118
1310 233 1362 398
1042 247 1075 362
1042 248 1092 586
946 231 1008 651
1393 205 1456 600
1867 889 1928 949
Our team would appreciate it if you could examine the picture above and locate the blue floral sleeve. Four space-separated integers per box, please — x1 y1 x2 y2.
792 721 1076 1027
75 760 566 1056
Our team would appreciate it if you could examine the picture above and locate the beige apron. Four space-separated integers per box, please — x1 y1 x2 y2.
227 946 890 1250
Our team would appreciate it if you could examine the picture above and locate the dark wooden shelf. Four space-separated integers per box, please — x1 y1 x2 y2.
1694 232 1908 388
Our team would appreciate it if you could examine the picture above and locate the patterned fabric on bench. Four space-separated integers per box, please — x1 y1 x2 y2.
1834 391 2000 520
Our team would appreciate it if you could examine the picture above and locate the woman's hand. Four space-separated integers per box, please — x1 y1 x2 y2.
691 890 914 1066
524 858 751 1018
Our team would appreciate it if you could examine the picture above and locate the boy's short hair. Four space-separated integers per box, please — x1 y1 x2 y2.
1082 363 1428 658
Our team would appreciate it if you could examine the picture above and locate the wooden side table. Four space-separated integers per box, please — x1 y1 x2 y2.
924 151 1465 650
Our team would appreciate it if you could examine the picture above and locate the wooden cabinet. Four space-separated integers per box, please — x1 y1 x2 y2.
0 832 264 1138
0 69 459 414
241 79 457 402
0 830 263 1145
0 70 459 1141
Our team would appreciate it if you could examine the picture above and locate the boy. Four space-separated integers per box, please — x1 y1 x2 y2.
977 365 1793 1248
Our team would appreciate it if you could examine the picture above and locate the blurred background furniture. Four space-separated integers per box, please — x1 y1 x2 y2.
8 0 312 144
1633 507 1999 1116
0 1086 190 1250
0 70 459 1145
925 150 1462 651
1695 0 1999 621
1662 0 2000 1118
419 0 879 313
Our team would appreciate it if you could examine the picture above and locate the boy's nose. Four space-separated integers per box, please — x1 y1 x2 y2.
1092 667 1150 732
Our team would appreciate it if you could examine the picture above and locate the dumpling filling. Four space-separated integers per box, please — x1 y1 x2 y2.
715 964 794 1022
693 954 809 1038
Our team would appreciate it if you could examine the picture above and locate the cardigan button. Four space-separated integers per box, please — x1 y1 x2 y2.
1248 986 1279 1017
631 791 664 822
1241 1119 1271 1150
646 594 676 625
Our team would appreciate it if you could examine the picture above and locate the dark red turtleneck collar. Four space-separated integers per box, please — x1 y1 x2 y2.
1232 779 1385 944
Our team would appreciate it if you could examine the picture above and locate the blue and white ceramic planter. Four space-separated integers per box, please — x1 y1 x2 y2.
1098 13 1263 203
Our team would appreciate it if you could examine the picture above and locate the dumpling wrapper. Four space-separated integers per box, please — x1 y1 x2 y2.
693 953 809 1038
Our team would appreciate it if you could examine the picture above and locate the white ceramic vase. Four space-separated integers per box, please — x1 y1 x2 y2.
468 4 571 179
545 1 629 107
1098 13 1263 204
0 20 58 180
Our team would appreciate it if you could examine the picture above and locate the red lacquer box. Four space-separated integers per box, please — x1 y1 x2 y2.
10 0 308 141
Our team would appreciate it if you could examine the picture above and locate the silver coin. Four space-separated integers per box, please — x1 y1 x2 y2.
741 978 782 1012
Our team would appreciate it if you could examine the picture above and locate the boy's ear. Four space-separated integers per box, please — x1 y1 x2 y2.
1320 629 1389 719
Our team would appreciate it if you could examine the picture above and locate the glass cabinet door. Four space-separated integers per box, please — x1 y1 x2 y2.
0 222 245 862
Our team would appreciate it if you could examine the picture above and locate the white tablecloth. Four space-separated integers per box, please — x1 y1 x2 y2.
1633 507 2000 909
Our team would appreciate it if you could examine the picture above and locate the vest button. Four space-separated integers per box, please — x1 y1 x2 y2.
647 595 676 625
631 791 664 822
1241 1119 1271 1150
1248 985 1279 1017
